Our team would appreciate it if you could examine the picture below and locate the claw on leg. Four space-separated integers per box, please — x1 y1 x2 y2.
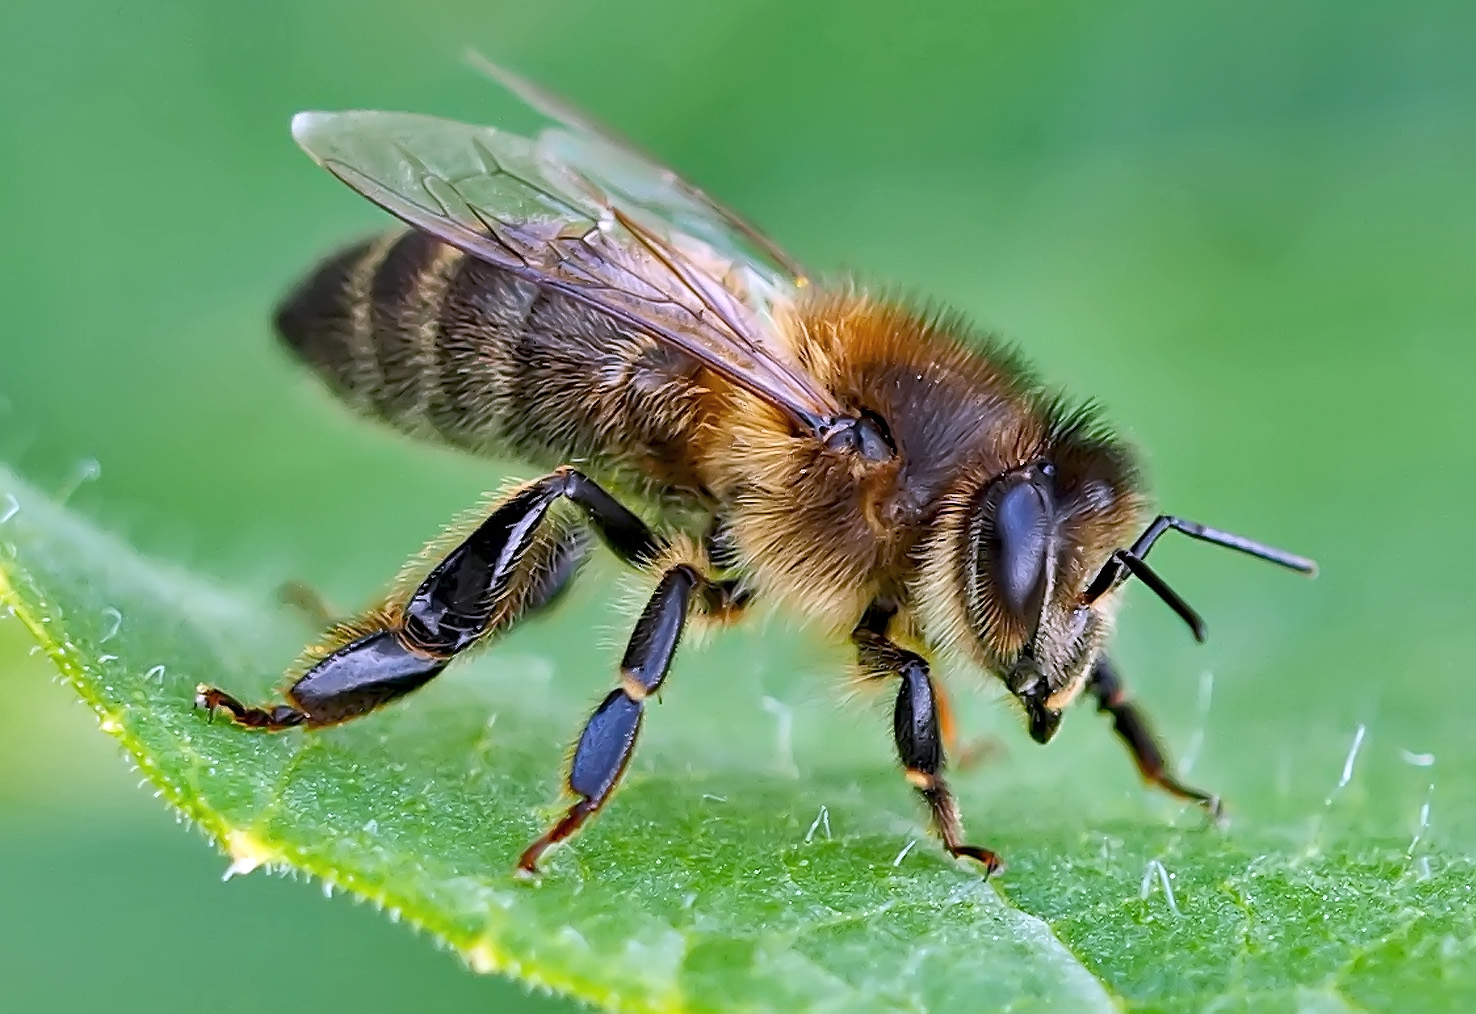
195 684 306 731
516 799 598 876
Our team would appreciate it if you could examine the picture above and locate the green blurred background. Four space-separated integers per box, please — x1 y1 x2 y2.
3 0 1472 1010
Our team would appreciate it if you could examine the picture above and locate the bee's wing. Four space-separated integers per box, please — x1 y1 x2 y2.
291 110 840 433
467 53 810 294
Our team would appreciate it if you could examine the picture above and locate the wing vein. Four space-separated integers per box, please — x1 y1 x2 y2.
295 108 843 434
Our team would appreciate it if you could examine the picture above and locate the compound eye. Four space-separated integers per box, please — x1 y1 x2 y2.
987 476 1054 624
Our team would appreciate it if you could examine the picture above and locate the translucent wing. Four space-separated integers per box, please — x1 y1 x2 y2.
291 110 840 433
467 52 811 294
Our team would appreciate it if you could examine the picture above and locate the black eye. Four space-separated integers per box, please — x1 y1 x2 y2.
985 475 1054 623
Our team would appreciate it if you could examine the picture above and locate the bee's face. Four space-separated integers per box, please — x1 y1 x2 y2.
955 433 1145 742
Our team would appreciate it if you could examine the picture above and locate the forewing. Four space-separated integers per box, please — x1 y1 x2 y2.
291 110 837 431
467 53 810 294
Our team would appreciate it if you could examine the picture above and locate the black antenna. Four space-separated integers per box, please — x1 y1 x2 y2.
1082 514 1317 641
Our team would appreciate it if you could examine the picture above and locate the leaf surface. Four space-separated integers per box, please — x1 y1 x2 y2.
2 463 1473 1013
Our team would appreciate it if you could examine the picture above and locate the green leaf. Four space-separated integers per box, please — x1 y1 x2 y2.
2 461 1473 1013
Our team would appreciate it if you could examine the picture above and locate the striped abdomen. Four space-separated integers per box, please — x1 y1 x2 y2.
274 229 712 498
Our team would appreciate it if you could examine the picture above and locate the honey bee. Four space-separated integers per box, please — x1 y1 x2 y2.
197 61 1316 876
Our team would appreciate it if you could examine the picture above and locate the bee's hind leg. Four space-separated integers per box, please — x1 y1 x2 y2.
196 467 654 734
196 628 442 731
273 518 590 639
196 688 308 730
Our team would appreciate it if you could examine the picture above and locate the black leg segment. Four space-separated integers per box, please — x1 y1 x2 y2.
1088 655 1221 818
195 467 662 733
853 602 1002 875
401 469 657 654
199 628 450 732
893 660 942 777
518 565 700 874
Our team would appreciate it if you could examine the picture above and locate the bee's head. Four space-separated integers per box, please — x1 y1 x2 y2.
918 413 1146 743
921 410 1316 744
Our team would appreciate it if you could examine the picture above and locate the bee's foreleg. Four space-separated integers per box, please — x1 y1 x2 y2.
195 467 653 733
517 563 700 875
1088 655 1222 819
853 603 1003 876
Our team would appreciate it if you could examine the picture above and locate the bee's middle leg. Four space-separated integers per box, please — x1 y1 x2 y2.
517 562 704 874
197 468 655 732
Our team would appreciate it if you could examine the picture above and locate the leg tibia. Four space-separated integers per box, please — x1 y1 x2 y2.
402 469 658 654
402 478 565 653
619 566 698 689
892 663 1002 875
893 659 942 776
